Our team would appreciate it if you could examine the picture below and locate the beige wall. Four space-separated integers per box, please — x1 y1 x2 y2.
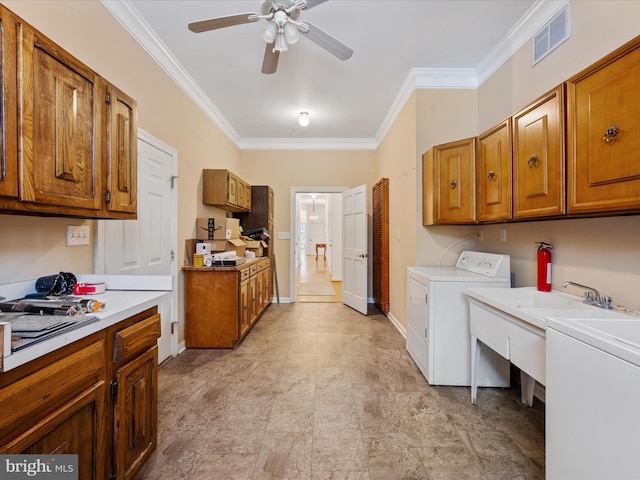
470 0 640 311
239 150 377 300
2 0 640 345
414 88 480 271
414 0 640 312
374 93 417 327
0 1 240 342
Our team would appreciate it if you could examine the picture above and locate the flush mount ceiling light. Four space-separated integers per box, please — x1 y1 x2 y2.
299 112 310 127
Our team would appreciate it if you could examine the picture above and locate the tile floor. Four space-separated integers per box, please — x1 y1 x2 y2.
135 303 545 480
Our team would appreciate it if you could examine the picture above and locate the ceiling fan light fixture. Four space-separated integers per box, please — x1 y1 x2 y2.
262 21 278 43
299 111 310 127
283 21 300 44
274 30 288 52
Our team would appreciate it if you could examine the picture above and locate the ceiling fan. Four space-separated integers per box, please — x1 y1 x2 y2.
188 0 353 74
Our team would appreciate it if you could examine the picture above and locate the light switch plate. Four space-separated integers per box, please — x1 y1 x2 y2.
67 225 90 246
277 232 291 240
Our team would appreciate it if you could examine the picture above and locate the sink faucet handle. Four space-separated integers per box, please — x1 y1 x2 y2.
601 295 613 309
584 291 596 304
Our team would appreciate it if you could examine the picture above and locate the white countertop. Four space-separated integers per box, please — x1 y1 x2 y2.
0 275 172 372
547 316 640 367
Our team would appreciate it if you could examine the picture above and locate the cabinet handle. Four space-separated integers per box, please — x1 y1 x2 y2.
487 170 497 181
528 155 538 168
603 124 619 143
449 179 457 189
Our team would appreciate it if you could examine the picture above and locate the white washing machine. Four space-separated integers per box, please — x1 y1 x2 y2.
406 251 511 386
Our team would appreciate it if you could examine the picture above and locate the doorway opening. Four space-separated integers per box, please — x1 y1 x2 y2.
290 187 347 303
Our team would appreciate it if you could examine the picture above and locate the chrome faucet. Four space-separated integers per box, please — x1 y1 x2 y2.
562 281 613 309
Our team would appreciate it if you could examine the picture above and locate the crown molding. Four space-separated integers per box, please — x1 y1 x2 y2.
99 0 241 145
102 0 569 151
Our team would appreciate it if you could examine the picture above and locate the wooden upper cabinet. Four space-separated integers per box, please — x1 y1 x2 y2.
18 19 102 212
567 35 640 214
104 83 137 217
476 120 512 222
513 86 565 219
432 138 476 224
0 7 19 199
202 169 251 213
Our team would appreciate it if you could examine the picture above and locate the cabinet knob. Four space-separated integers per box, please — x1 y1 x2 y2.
603 124 619 143
487 170 497 181
528 155 538 168
449 179 457 189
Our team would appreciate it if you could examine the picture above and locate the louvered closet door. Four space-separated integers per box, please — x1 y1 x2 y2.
372 178 390 313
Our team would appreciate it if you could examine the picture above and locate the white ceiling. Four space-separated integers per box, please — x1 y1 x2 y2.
103 0 566 149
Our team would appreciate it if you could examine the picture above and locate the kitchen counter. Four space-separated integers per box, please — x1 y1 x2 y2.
0 275 172 372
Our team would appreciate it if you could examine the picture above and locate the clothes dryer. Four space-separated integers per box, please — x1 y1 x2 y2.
406 251 511 386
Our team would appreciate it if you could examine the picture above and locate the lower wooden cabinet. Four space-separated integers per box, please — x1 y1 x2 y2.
0 307 161 480
114 346 158 480
0 339 107 479
184 258 271 348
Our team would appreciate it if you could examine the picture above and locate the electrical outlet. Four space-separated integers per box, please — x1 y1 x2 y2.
67 225 90 246
500 228 507 242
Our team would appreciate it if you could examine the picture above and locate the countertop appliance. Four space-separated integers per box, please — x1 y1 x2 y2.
406 250 511 386
546 314 640 479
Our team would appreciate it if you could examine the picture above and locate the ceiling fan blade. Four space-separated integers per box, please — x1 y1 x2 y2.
262 43 280 74
188 13 259 33
299 21 353 61
303 0 330 10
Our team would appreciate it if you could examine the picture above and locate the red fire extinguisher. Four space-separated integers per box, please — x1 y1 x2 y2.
536 242 553 292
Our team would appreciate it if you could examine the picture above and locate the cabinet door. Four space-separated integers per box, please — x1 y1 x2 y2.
227 172 238 206
567 37 640 213
244 184 252 210
262 268 271 307
105 83 137 216
249 276 258 324
4 383 106 480
434 138 476 224
114 346 157 480
239 278 250 337
18 21 102 211
476 120 512 222
237 178 245 208
0 7 18 199
513 86 565 218
256 269 264 313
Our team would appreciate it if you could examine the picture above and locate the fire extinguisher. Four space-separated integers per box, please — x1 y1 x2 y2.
536 242 553 292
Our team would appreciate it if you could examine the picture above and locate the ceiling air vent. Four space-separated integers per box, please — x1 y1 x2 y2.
532 5 570 65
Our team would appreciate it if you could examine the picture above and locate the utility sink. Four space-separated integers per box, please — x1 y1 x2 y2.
464 286 630 330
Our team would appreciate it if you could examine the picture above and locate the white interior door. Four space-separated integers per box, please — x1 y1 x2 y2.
342 184 368 315
100 130 178 363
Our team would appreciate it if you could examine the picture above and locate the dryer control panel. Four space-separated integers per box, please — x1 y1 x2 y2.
456 251 510 278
